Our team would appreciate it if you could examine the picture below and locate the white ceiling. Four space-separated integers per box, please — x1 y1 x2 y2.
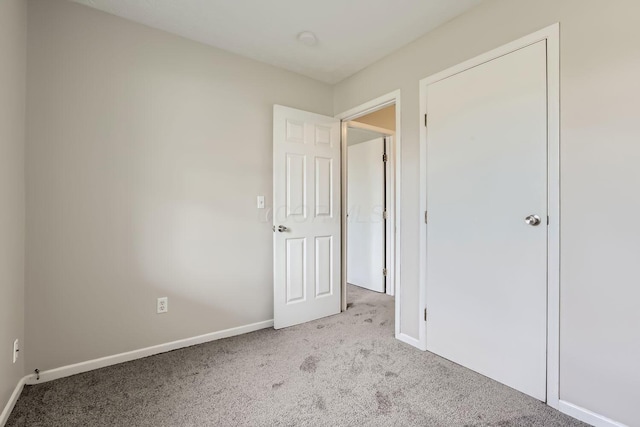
71 0 482 84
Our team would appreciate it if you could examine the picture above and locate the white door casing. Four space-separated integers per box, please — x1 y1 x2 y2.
425 41 548 400
347 137 385 292
273 105 341 329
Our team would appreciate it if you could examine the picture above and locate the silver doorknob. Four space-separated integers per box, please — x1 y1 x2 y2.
276 225 288 232
525 215 541 226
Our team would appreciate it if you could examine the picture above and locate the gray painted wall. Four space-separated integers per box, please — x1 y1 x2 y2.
14 0 640 425
333 0 640 424
0 0 26 414
25 0 332 372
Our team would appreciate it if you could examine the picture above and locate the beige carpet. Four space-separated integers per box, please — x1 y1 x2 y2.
7 285 585 426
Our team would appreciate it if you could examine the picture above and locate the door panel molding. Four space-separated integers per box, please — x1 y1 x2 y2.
419 23 560 407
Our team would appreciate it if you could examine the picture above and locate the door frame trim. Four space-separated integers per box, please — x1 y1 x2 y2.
418 23 560 408
336 90 402 340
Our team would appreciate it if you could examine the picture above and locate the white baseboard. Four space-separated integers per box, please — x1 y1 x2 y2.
559 400 628 427
0 376 27 427
396 332 426 351
24 319 273 385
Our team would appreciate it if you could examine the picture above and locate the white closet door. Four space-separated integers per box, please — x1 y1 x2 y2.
426 41 548 400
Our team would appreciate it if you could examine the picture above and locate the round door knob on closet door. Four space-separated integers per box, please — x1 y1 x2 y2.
277 225 288 232
525 215 541 226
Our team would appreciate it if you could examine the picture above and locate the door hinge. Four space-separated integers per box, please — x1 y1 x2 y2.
424 309 427 321
547 216 550 225
382 153 388 162
383 268 388 277
424 114 428 127
383 210 388 220
424 210 428 224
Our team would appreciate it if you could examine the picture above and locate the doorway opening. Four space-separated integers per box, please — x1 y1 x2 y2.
271 92 401 337
336 91 401 338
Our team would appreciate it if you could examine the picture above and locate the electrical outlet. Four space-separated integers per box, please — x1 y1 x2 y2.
157 297 168 314
13 339 19 364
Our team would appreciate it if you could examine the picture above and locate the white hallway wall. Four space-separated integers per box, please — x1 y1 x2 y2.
26 0 332 372
333 0 640 425
0 0 27 415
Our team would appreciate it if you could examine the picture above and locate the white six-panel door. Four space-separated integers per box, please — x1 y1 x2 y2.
347 137 385 293
273 105 341 329
425 41 548 400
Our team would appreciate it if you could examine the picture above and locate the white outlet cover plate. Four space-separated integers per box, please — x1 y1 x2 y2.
157 297 168 313
257 196 265 209
13 339 19 363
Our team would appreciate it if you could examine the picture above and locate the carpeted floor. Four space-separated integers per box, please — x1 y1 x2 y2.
7 285 586 427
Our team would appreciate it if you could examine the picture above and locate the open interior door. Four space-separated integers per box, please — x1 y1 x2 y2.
347 137 385 293
273 105 341 329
